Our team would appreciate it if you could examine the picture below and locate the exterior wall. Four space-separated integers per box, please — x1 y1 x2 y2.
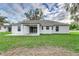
12 24 69 35
12 24 40 35
40 26 69 34
40 26 53 34
53 26 69 33
37 24 40 35
23 25 29 35
0 26 8 32
12 24 24 35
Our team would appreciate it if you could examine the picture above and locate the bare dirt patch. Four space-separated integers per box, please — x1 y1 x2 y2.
1 47 79 56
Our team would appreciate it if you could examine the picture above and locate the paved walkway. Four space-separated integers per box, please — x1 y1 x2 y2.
1 47 79 56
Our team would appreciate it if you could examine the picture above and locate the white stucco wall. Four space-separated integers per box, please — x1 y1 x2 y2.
0 26 8 32
54 26 69 33
40 26 53 34
12 24 69 35
12 24 40 35
40 26 69 34
12 24 31 35
23 25 29 35
12 24 24 35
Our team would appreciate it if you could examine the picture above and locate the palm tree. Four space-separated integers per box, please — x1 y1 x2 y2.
24 8 43 20
0 16 7 25
34 8 43 20
64 3 79 23
24 9 33 20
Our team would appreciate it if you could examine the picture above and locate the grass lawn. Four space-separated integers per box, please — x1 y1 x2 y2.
0 32 79 52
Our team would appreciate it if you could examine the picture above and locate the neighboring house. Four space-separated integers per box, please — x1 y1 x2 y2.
11 20 69 36
0 23 10 32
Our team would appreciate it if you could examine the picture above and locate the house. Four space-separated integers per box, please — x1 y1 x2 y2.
0 23 10 32
11 20 69 36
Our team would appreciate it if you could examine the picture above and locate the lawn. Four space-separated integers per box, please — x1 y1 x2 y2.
0 32 79 52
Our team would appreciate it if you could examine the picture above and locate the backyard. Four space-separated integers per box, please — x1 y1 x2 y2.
0 32 79 55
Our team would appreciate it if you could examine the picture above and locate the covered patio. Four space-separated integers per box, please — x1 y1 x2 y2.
23 24 40 35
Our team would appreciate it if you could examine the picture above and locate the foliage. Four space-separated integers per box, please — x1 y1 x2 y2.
0 16 7 24
64 3 79 23
76 25 79 30
24 8 43 20
71 15 79 23
69 22 78 30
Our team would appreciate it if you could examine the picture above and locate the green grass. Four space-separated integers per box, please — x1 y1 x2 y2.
0 32 79 52
0 32 11 36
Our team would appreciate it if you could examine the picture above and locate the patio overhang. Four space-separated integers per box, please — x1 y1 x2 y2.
23 24 40 35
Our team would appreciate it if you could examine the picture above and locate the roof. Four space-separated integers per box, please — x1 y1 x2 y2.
0 22 10 26
13 20 69 26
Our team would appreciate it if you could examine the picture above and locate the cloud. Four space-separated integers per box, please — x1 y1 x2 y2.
42 3 67 20
0 10 8 16
0 3 68 23
10 3 25 14
31 3 42 9
0 4 16 16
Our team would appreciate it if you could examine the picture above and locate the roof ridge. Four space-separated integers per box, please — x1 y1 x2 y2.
17 20 69 26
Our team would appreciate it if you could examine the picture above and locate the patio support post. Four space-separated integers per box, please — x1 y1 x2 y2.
37 24 40 35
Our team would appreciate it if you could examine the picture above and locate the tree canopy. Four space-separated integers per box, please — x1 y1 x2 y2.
64 3 79 23
24 8 43 20
0 16 7 24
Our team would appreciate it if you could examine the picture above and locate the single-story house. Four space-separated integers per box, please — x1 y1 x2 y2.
0 23 10 32
11 20 69 36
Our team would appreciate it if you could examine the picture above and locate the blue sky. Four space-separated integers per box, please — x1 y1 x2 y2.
0 3 67 23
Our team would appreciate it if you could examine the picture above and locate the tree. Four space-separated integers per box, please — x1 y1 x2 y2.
69 22 78 30
24 9 33 20
64 3 79 23
34 8 43 20
0 16 7 25
24 8 43 20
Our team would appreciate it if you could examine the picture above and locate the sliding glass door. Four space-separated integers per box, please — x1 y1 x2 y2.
29 26 37 33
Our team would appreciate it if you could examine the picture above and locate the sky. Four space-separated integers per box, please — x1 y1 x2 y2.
0 3 70 23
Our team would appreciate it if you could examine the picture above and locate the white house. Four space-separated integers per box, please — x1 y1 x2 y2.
11 20 69 36
0 23 10 32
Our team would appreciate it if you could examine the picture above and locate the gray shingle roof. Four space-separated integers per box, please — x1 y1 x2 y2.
20 20 69 26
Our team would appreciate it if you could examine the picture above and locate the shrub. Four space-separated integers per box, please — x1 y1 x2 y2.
76 25 79 30
69 22 78 30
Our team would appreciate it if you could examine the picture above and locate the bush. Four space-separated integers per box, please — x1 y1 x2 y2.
69 22 78 30
76 25 79 30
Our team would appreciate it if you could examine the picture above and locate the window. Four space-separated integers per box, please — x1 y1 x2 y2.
18 26 21 31
46 26 49 30
4 26 6 29
42 26 43 30
52 26 53 30
56 26 59 32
